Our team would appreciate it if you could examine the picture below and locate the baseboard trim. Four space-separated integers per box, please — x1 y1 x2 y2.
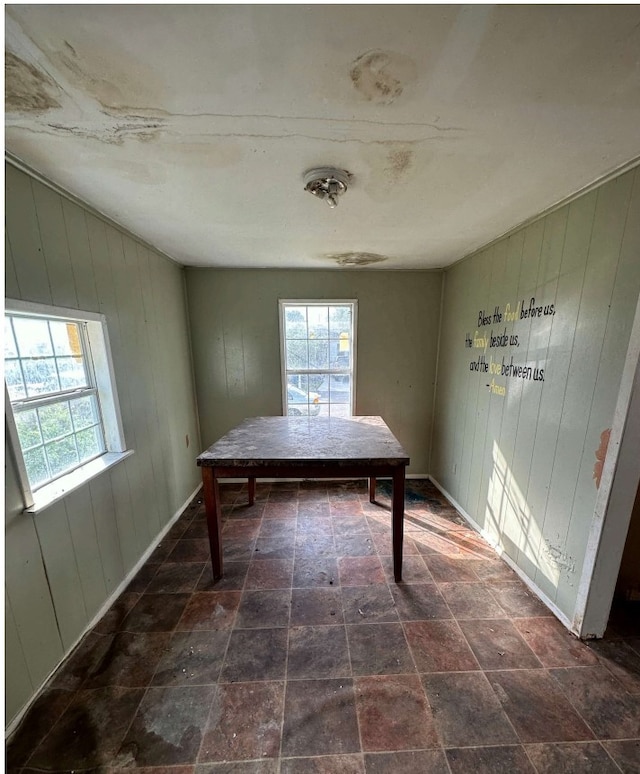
428 475 573 633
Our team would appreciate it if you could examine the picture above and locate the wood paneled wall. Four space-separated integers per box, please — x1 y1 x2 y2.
4 163 201 725
184 269 443 475
431 167 640 622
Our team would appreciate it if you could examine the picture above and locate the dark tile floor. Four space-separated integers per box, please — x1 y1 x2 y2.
7 479 640 773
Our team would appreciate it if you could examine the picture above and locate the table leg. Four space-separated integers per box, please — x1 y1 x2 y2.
369 476 376 503
202 467 223 580
248 476 256 506
392 467 405 582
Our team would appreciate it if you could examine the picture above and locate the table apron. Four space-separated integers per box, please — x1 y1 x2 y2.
203 463 406 479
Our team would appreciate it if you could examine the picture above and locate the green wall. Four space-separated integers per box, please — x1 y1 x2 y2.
5 163 202 725
185 269 443 475
430 167 640 622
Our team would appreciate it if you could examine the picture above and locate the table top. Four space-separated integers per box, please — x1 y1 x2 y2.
197 416 410 468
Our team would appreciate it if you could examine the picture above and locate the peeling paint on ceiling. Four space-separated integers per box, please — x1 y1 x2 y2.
326 252 389 267
4 5 640 269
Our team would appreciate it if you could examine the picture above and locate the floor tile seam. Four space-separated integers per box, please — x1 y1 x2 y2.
420 667 539 677
195 680 285 766
454 616 546 670
344 619 366 760
526 741 625 774
476 578 529 620
192 680 223 767
548 678 638 745
350 620 439 746
423 666 525 748
440 741 534 750
279 752 365 763
414 616 483 672
277 627 294 762
283 673 355 684
486 666 604 744
96 679 152 769
360 741 445 756
286 622 352 680
590 655 640 695
344 619 426 630
11 685 81 773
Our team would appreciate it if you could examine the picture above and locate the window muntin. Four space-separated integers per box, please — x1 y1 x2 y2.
280 301 356 417
5 311 107 493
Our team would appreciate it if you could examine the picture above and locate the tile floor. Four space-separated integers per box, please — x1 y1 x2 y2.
7 479 640 773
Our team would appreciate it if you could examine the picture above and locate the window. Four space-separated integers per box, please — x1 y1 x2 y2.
5 300 130 512
279 300 356 417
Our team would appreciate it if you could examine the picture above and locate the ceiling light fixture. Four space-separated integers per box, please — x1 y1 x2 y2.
303 167 351 208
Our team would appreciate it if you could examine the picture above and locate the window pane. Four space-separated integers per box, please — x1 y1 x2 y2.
58 356 89 389
308 372 327 395
24 447 49 488
38 401 73 442
309 339 329 369
329 306 352 339
13 317 53 357
287 375 322 416
76 426 103 462
330 374 351 403
329 403 351 418
5 360 26 400
70 395 100 430
284 307 308 338
45 436 79 477
286 339 308 370
4 318 18 357
308 306 328 340
22 358 61 396
15 409 42 450
50 321 83 357
287 402 309 416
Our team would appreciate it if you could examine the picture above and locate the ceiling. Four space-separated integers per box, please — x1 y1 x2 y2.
5 4 640 270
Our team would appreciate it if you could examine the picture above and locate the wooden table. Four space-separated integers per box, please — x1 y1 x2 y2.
197 415 410 582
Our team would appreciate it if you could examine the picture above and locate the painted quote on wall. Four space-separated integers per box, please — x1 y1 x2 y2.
465 297 555 397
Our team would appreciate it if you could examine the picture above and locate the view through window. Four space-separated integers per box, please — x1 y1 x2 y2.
5 312 106 490
280 301 356 417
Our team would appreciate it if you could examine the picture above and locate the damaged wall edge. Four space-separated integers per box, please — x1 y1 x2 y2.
573 287 640 637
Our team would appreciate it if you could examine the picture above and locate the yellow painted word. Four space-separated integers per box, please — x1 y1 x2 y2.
489 378 506 396
473 331 488 352
504 302 521 322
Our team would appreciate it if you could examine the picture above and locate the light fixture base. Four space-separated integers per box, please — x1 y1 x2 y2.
304 167 351 208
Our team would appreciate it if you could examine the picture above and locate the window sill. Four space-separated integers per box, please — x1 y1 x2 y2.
24 450 134 515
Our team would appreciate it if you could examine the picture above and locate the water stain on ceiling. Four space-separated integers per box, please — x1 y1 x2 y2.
350 49 417 105
5 51 61 113
386 148 414 183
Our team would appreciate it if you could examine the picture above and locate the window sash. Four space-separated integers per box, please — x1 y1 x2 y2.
11 385 98 411
5 311 108 492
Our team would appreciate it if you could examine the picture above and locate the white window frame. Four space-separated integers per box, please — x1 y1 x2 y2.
5 299 132 514
279 299 357 417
